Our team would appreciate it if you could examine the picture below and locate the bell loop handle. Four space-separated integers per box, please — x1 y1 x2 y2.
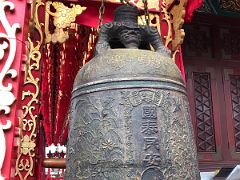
95 24 170 56
95 5 170 57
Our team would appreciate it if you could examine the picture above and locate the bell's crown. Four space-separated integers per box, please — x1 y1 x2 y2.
114 5 139 24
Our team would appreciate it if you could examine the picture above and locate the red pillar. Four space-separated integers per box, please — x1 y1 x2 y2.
0 0 30 179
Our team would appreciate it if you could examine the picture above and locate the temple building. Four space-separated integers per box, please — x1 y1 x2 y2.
1 0 240 179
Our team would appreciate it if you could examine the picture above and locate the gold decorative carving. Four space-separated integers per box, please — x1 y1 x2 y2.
0 0 20 178
165 0 174 5
220 0 240 12
168 0 188 51
15 37 40 180
45 1 86 43
161 0 188 51
138 13 161 33
14 0 43 179
172 49 179 61
21 135 36 155
161 0 172 47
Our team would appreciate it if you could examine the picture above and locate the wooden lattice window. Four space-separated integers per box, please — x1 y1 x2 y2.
193 72 216 152
230 75 240 152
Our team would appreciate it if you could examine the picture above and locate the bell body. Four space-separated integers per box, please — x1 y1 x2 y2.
65 49 200 180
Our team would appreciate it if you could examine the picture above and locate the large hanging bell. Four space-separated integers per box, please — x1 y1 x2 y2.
65 5 200 180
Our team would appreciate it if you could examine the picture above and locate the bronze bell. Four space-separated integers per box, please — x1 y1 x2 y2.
65 5 200 180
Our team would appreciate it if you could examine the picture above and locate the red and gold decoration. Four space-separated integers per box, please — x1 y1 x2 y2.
42 1 98 146
159 0 186 79
42 25 98 145
14 0 44 179
0 0 28 178
45 1 87 43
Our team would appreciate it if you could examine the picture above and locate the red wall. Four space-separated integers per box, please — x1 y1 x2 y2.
0 0 29 178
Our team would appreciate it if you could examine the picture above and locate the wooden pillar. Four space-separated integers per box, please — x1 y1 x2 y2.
13 0 45 179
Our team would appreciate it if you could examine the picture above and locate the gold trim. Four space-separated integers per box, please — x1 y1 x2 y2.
14 37 40 180
172 49 179 61
170 0 187 51
45 1 86 43
15 0 43 179
161 0 172 47
161 0 188 61
138 13 161 33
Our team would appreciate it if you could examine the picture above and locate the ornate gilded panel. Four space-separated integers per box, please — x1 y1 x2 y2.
15 0 43 179
168 0 188 51
45 1 86 43
193 72 216 152
229 75 240 152
138 13 161 33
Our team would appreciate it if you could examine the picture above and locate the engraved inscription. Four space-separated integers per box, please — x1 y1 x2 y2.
144 137 160 151
120 89 200 179
143 151 161 166
141 105 162 177
142 106 157 119
142 120 159 135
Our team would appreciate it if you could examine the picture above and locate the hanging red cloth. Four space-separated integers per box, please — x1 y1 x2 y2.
185 0 203 22
42 43 54 145
159 0 185 79
41 26 97 146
